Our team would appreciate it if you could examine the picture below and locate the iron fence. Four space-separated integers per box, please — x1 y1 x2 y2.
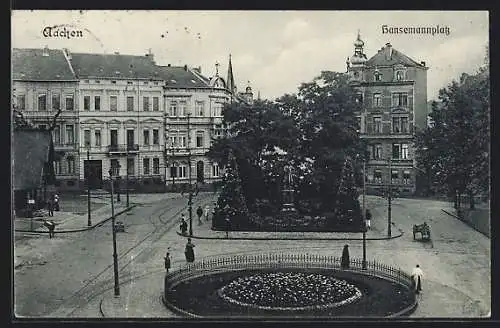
165 253 414 293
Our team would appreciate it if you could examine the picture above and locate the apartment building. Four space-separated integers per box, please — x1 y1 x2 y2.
12 47 80 190
347 33 428 195
12 47 253 191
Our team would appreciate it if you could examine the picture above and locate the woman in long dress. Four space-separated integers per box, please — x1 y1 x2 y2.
411 264 424 294
185 238 195 263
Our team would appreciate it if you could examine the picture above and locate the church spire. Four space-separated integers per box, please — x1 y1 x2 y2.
226 54 236 95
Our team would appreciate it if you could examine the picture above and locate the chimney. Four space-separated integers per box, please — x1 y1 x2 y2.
114 51 120 55
385 42 392 60
42 45 49 57
63 48 71 60
184 65 188 71
167 64 171 67
145 49 155 63
420 61 426 67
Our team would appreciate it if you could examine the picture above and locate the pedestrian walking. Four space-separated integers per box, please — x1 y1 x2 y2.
180 215 188 235
341 244 350 269
204 204 210 222
184 238 195 263
47 196 54 217
164 252 171 272
44 220 56 238
196 206 203 225
225 217 231 238
365 209 372 230
411 264 424 294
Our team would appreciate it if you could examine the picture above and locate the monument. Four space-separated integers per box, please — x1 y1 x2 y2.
281 165 297 212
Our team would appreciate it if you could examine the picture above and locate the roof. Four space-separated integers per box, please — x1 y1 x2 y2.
12 48 76 80
69 52 161 80
156 65 210 88
365 44 422 68
13 130 53 191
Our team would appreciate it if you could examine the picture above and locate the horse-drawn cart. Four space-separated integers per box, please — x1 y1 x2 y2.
413 222 431 241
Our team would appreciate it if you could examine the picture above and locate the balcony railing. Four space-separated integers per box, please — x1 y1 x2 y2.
107 144 139 154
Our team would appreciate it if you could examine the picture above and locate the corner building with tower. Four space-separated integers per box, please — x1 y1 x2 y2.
346 33 428 195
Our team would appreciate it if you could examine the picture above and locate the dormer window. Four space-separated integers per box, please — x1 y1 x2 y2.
374 71 382 82
395 70 405 81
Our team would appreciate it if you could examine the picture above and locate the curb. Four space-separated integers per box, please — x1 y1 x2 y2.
14 205 137 234
441 209 490 238
176 230 403 241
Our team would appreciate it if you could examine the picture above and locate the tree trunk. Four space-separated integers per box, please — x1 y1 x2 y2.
469 190 475 209
453 190 458 209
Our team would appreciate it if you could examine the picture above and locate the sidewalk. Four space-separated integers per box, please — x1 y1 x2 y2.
14 193 183 234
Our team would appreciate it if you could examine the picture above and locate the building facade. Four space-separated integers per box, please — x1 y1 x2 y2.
347 33 428 195
12 47 253 191
12 47 80 190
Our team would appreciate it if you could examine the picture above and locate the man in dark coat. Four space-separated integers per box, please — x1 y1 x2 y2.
341 244 350 269
164 252 171 272
180 215 188 235
184 238 195 263
47 196 54 217
365 209 372 229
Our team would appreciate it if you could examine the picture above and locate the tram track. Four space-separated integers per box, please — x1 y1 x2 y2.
54 193 214 317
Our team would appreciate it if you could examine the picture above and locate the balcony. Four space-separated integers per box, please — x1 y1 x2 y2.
107 144 139 156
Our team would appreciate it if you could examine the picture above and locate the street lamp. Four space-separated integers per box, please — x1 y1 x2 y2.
387 157 392 238
86 148 92 227
126 147 129 207
109 168 120 297
116 163 121 203
362 158 367 269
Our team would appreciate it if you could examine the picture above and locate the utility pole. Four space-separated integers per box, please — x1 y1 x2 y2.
109 168 120 297
187 113 193 236
87 149 91 226
387 157 392 238
126 147 129 207
362 159 366 269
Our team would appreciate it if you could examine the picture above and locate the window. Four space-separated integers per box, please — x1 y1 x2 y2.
39 124 47 130
153 97 159 111
392 143 409 160
153 129 159 145
84 130 91 147
110 159 120 176
402 170 411 184
374 170 382 184
355 116 361 133
17 95 25 110
95 130 101 146
143 130 150 145
170 101 177 116
374 72 382 81
214 124 223 138
143 97 149 111
110 96 117 111
373 117 382 133
178 165 187 178
127 158 135 176
212 163 220 177
143 158 150 175
214 103 223 117
402 144 409 159
196 132 204 148
392 116 409 133
110 130 118 146
195 101 205 116
356 93 363 104
170 165 177 178
395 70 405 81
127 81 133 85
179 101 187 116
372 144 382 159
111 80 117 84
52 94 60 110
153 158 160 174
38 94 47 111
84 96 90 111
53 126 60 145
391 170 399 184
169 135 178 147
65 95 74 111
54 160 62 175
94 96 101 110
143 81 148 85
95 80 101 84
65 125 74 144
127 96 134 111
179 135 187 148
392 92 408 107
373 93 382 107
67 157 75 174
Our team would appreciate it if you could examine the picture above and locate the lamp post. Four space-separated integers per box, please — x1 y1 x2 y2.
362 159 367 269
109 168 120 297
126 147 129 207
116 163 121 203
87 149 92 227
387 158 392 238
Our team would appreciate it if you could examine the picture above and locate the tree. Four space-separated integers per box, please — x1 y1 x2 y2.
214 149 250 230
415 51 490 209
332 156 362 230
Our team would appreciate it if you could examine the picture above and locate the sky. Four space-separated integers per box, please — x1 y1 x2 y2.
12 10 489 101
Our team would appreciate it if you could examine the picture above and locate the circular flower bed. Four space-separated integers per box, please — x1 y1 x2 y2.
218 272 362 310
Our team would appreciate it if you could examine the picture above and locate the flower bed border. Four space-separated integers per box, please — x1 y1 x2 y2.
163 253 417 318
